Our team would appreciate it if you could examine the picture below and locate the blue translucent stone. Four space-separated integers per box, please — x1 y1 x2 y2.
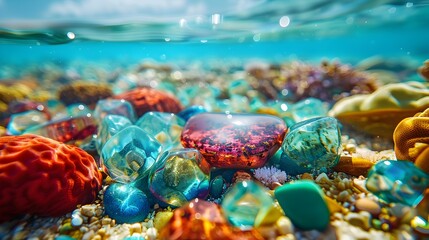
281 117 341 171
7 110 48 135
103 183 150 224
101 125 162 183
292 98 328 122
65 103 92 117
93 99 137 123
221 180 274 229
269 148 308 176
177 105 207 122
96 114 133 154
148 148 210 207
135 112 185 150
112 74 137 95
366 160 429 206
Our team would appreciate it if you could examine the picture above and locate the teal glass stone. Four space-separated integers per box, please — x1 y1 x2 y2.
65 103 92 117
209 175 226 199
221 180 274 229
148 148 210 208
278 149 309 175
135 112 185 150
7 110 48 135
101 125 162 183
274 180 330 231
93 99 137 123
366 160 429 206
292 98 327 122
103 183 150 224
96 114 133 154
177 105 207 122
281 116 341 171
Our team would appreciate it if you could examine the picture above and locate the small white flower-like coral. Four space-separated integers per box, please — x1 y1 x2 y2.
253 166 287 186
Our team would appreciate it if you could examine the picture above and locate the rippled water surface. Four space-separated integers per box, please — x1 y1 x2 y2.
0 0 428 64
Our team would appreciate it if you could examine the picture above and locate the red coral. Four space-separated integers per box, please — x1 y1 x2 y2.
0 134 102 222
113 87 183 117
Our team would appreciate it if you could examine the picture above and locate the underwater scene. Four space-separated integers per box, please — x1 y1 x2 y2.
1 0 429 239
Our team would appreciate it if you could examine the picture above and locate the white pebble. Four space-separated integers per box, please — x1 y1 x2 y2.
146 227 158 240
71 215 84 227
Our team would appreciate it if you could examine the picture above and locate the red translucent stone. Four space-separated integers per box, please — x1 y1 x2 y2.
24 116 97 143
159 199 264 240
0 134 102 222
181 113 287 169
113 87 183 117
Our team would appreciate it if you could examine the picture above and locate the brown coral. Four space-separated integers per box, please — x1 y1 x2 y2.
271 60 378 102
58 81 113 107
393 108 429 173
419 60 429 81
0 134 102 222
113 87 183 117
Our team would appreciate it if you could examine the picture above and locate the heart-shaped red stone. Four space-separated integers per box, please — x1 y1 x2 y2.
181 113 287 169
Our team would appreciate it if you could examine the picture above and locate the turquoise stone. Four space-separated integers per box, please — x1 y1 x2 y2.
209 175 226 199
135 112 185 150
366 160 429 206
65 103 92 117
292 98 327 122
101 125 162 183
93 99 137 123
181 113 287 169
221 180 274 229
103 183 150 224
148 148 210 207
7 110 48 135
274 180 330 231
281 116 341 171
96 114 133 154
177 105 207 122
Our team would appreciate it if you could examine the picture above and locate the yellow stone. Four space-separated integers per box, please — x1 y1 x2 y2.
254 203 284 227
324 196 345 214
153 211 174 231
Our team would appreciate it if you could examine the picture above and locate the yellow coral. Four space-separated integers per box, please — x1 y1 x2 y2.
394 108 429 173
329 82 429 138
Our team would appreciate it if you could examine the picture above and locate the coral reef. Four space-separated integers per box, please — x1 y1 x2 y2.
0 134 102 222
266 60 378 102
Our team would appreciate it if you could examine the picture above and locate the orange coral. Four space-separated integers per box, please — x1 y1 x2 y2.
114 87 183 117
0 134 102 222
394 108 429 173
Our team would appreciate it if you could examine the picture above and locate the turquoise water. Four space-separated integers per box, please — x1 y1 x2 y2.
0 0 428 67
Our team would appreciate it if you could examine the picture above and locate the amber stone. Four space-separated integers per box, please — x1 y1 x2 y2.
158 199 264 240
113 87 183 117
180 113 287 169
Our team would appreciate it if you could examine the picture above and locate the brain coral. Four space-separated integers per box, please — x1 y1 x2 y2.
113 87 183 117
0 134 102 222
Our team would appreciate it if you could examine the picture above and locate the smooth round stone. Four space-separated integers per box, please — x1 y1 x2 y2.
355 198 381 215
274 180 330 231
181 113 287 169
281 116 341 171
103 183 150 224
209 175 226 198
